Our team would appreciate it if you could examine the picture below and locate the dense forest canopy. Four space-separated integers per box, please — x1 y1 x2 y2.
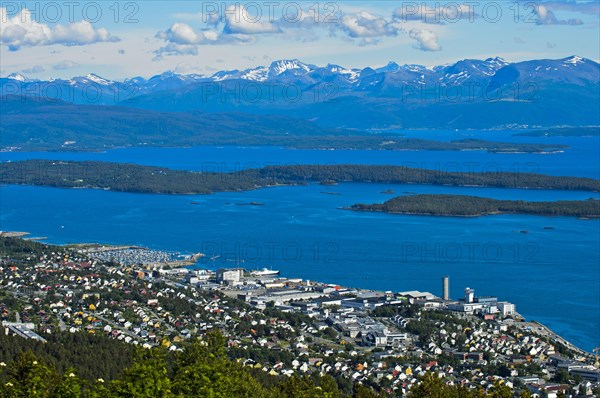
1 160 599 195
0 331 520 398
350 194 600 217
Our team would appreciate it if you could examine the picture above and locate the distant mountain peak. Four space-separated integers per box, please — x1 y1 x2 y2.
268 59 313 76
376 62 400 73
325 63 345 72
563 55 586 65
153 70 178 78
73 73 112 85
7 73 27 82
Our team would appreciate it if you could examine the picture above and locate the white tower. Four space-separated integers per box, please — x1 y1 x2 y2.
442 276 449 300
465 287 475 304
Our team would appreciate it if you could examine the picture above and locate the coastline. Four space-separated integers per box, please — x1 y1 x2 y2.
1 231 593 354
345 206 600 219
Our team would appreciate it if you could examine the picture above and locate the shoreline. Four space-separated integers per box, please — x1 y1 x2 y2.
345 206 600 219
1 231 594 354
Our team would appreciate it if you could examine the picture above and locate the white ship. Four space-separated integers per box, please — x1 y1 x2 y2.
251 268 280 277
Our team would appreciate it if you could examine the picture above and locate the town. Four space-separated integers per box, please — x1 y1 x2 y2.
1 237 599 397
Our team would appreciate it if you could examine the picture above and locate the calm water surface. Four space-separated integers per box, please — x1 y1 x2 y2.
1 137 599 351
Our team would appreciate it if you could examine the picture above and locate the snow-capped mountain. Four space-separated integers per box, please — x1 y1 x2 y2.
268 59 314 77
71 73 113 86
6 73 29 82
4 56 598 96
2 56 598 128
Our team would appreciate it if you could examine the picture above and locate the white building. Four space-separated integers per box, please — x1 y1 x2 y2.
216 268 245 283
497 302 516 316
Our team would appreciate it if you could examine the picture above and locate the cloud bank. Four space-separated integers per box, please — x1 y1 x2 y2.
0 8 120 51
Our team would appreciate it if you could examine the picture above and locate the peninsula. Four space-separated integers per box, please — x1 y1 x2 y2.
1 160 599 194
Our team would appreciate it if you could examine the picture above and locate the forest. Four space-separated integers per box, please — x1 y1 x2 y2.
349 194 600 217
1 160 599 195
0 331 527 398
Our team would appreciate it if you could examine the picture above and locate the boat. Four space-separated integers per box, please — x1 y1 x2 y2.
251 268 280 277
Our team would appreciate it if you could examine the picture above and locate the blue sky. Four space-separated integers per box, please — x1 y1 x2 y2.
1 0 599 79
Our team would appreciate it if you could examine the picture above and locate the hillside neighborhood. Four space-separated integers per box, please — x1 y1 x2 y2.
1 238 599 397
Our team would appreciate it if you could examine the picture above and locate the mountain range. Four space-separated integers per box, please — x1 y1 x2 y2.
1 56 599 132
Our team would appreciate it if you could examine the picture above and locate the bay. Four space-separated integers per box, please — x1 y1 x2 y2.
1 137 599 351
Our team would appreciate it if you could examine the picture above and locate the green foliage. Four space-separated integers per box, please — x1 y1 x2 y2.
487 380 513 398
519 388 533 398
353 194 600 218
407 372 519 398
110 349 172 398
52 369 83 398
352 383 380 398
0 332 134 382
552 368 570 384
3 161 599 196
408 372 453 398
171 331 270 398
0 331 383 398
0 237 62 260
0 351 59 398
276 375 334 398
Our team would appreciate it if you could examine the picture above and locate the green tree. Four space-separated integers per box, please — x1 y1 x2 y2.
519 388 533 398
110 349 172 398
172 331 268 398
352 383 378 398
52 368 82 398
487 380 513 398
409 372 452 398
318 375 341 398
552 369 569 384
2 351 58 398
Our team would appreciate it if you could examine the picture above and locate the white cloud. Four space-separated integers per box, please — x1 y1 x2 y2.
154 20 257 58
22 65 45 74
53 60 81 70
534 1 599 15
153 42 199 58
173 62 202 74
155 6 407 56
156 22 219 45
534 5 583 25
339 12 399 39
409 29 442 52
333 11 401 46
154 22 219 58
223 4 281 34
0 8 120 51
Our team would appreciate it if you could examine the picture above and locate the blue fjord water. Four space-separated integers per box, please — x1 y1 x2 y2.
1 134 599 351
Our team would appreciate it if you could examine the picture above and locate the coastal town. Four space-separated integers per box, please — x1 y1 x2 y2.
1 236 599 397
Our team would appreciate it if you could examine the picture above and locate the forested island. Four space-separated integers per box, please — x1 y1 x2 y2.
1 160 600 194
349 194 600 218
